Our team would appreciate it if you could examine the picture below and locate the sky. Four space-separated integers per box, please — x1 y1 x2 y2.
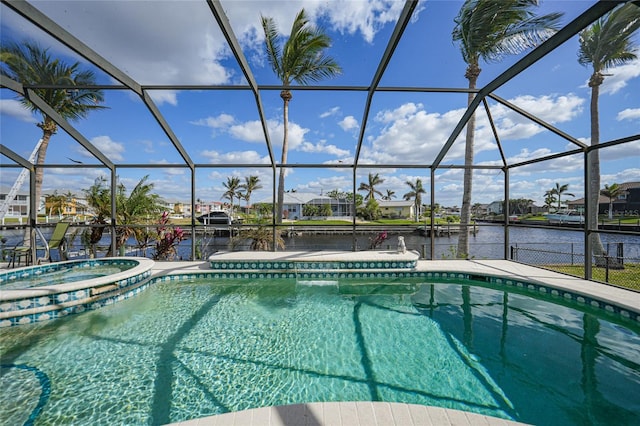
1 0 639 210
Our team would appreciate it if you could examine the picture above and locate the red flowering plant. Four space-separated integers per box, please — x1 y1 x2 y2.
153 211 185 260
368 230 388 249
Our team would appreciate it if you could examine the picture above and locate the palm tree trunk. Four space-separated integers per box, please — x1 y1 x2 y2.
22 123 54 246
276 90 292 224
588 76 607 266
457 70 478 259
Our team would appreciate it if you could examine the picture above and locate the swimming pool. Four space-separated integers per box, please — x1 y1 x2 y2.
1 276 638 425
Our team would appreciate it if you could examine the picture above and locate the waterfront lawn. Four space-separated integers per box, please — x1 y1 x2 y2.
543 263 640 291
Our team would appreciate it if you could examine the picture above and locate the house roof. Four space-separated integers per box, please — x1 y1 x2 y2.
378 200 414 207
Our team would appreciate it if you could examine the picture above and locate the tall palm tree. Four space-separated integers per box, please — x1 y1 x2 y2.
239 175 263 215
452 0 562 258
358 173 384 201
261 9 341 223
578 3 640 263
550 183 574 211
1 41 106 216
222 176 241 214
403 178 426 222
601 183 625 220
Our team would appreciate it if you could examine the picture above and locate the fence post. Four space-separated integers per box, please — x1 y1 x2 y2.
510 245 515 261
617 242 624 266
605 242 610 283
571 243 574 265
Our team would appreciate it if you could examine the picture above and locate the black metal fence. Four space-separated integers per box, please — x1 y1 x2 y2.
511 242 640 291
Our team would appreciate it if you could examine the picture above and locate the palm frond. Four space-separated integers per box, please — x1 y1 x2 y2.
578 3 640 71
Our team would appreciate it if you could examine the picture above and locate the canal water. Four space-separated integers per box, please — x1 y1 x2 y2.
1 225 638 262
188 225 640 262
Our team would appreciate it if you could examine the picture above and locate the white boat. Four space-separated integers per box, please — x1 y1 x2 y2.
545 210 584 224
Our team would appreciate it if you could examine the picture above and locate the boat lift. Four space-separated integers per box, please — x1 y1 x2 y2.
0 139 43 221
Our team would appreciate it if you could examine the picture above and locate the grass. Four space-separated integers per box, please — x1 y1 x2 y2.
542 262 640 291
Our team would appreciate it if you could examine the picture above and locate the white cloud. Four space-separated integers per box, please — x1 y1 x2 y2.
191 113 236 129
363 94 586 165
0 99 37 123
338 115 359 131
617 108 640 121
200 149 270 164
600 58 640 95
320 106 341 118
316 0 406 43
375 102 422 124
76 135 125 162
228 119 309 151
299 140 350 157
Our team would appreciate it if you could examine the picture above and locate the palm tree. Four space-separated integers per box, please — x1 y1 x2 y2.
543 190 557 212
452 0 562 258
261 9 341 223
601 183 625 220
222 176 241 214
239 175 263 216
578 3 640 263
550 183 574 211
84 176 111 257
403 178 426 222
115 175 161 254
382 189 396 201
1 41 106 217
358 173 384 201
45 191 66 217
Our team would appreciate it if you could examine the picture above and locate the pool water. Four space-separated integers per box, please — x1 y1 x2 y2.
1 264 136 290
1 278 639 425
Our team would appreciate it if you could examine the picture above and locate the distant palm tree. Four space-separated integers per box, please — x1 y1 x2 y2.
222 176 241 214
543 190 557 212
115 175 161 254
601 183 625 220
239 175 263 215
550 183 574 211
382 189 396 201
403 178 426 222
358 173 385 201
84 176 111 257
261 9 341 223
452 0 562 258
578 3 640 264
1 41 106 216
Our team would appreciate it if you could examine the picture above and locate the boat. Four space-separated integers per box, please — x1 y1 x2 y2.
544 210 585 224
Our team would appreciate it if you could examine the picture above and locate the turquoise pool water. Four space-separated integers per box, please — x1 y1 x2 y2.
1 262 136 290
1 278 639 425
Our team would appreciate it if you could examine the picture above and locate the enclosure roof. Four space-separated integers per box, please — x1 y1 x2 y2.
1 0 639 206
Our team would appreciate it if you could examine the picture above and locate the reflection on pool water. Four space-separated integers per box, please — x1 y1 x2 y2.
1 278 639 425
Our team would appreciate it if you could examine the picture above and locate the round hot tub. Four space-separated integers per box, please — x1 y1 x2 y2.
0 257 154 327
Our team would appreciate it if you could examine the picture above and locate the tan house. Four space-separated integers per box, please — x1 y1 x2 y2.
378 200 415 219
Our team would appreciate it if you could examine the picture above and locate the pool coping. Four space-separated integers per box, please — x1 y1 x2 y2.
166 401 529 426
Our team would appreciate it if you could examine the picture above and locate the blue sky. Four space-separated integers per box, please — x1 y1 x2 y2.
1 0 639 209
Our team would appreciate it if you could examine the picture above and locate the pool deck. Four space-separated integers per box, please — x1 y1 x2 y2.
167 402 527 425
154 252 639 426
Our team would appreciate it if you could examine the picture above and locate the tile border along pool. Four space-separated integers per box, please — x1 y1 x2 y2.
1 251 638 327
